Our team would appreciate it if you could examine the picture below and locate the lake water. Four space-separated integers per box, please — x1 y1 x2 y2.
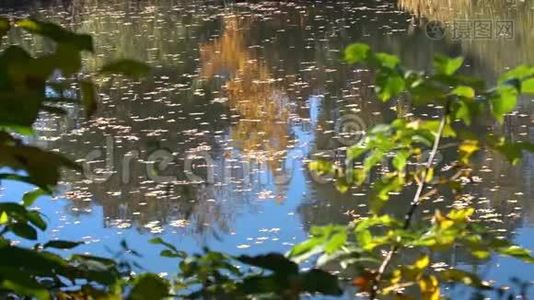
1 0 534 297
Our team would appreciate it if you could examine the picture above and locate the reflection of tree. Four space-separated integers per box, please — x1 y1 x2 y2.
5 0 534 258
200 15 290 172
18 0 247 238
46 78 239 237
399 0 534 78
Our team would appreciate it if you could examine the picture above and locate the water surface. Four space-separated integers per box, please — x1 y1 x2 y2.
1 0 534 297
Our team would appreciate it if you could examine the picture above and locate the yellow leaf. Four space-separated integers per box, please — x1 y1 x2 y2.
415 255 430 270
391 269 402 285
459 140 480 164
407 120 420 130
419 275 440 300
447 208 474 221
0 211 8 224
471 250 490 260
459 140 479 153
433 210 453 230
424 168 434 183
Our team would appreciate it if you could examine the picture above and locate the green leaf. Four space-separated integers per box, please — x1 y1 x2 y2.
451 85 475 98
447 207 474 220
0 46 47 130
0 91 43 130
99 59 150 78
375 71 405 101
53 43 82 76
452 99 475 125
0 203 46 231
392 149 410 171
498 246 534 263
240 268 342 296
324 230 347 254
374 53 400 69
347 145 367 161
69 254 120 285
356 230 372 249
149 237 165 244
308 160 335 175
0 174 51 193
0 246 69 276
160 249 186 258
344 43 370 64
26 211 46 231
492 141 526 165
370 175 404 213
16 19 93 52
334 177 350 193
498 65 534 83
288 225 347 262
70 254 117 268
410 80 445 105
300 269 343 296
0 143 80 188
0 267 50 300
238 253 298 274
149 237 180 254
0 17 10 38
424 168 434 183
43 240 84 249
521 78 534 94
80 80 98 117
23 188 47 207
0 245 120 290
490 85 518 123
364 150 386 171
355 215 400 232
10 223 38 240
128 273 170 300
418 119 455 138
433 55 464 76
41 105 67 116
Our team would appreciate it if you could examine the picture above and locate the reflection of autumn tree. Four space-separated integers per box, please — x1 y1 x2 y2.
200 15 290 172
10 0 534 255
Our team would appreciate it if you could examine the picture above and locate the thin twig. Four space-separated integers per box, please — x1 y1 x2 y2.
369 113 447 299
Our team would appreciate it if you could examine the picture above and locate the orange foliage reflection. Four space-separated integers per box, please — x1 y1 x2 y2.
200 15 290 172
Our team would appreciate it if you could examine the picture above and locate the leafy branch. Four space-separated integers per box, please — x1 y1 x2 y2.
371 108 447 299
305 43 534 299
